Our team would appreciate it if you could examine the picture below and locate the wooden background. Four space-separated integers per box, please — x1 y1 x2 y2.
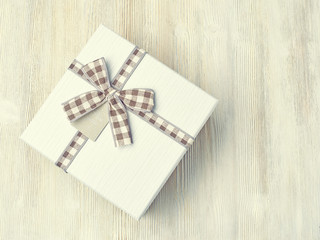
1 0 320 239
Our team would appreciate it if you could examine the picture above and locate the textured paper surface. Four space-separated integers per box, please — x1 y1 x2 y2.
20 25 218 219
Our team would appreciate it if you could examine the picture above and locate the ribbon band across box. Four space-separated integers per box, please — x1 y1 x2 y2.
57 47 194 172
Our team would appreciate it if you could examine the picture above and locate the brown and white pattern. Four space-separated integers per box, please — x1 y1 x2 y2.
63 90 106 121
130 110 194 148
108 96 132 147
55 131 88 172
62 56 154 148
68 59 85 78
81 58 112 93
58 46 194 172
115 89 154 112
112 48 146 89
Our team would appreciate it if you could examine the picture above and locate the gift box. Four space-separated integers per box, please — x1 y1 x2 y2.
20 25 218 219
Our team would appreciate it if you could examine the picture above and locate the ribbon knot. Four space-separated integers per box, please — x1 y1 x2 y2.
62 58 154 147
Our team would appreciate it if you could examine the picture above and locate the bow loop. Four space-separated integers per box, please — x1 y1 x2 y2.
62 58 155 147
81 58 111 93
62 90 105 121
115 89 155 112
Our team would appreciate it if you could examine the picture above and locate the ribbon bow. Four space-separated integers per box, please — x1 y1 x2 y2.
62 58 154 147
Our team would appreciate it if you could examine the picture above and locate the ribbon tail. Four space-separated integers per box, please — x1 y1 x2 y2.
107 96 132 147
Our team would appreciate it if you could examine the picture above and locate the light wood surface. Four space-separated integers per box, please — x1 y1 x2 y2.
1 0 320 239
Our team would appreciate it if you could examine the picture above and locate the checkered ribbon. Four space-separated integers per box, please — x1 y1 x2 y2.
62 58 155 147
56 47 195 172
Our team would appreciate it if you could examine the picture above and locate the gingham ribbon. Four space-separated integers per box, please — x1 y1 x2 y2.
56 47 195 171
62 58 155 147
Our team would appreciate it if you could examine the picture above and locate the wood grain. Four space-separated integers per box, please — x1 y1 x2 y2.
1 0 320 239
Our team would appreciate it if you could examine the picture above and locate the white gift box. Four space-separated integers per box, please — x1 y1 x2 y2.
21 25 218 219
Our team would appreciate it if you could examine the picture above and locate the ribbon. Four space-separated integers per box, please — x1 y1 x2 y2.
56 47 195 172
62 58 154 147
